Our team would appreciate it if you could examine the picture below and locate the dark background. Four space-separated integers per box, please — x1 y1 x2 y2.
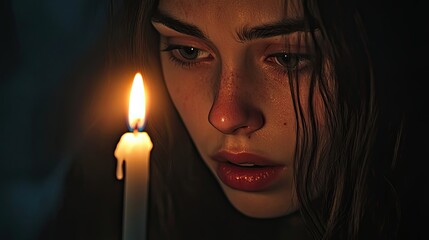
1 0 428 239
1 1 112 239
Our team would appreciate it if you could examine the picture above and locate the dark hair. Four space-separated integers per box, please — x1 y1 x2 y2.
294 1 402 239
109 0 403 239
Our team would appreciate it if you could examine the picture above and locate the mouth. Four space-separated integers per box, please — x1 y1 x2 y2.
212 151 285 192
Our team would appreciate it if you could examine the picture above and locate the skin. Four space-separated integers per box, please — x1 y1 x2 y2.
153 0 326 218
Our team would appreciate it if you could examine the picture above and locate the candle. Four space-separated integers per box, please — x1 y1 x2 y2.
114 73 153 240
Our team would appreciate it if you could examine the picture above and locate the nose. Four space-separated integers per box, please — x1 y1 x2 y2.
208 72 264 135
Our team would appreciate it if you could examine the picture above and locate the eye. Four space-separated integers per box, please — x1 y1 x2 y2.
272 53 301 69
265 52 313 76
177 46 200 60
163 45 211 61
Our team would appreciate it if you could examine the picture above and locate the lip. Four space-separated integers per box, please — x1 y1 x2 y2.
212 151 285 192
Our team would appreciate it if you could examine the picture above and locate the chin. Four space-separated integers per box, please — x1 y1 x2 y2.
222 186 300 219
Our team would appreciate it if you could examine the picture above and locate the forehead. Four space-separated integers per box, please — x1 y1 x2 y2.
158 0 304 24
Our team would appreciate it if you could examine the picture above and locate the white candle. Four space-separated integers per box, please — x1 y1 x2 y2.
114 73 153 240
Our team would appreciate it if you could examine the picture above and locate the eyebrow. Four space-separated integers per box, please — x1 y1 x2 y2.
152 11 208 40
151 11 318 42
238 19 316 42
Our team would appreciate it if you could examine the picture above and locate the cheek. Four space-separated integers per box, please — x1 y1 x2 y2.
291 73 327 122
161 58 213 132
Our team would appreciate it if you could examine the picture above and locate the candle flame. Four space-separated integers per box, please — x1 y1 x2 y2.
128 73 146 131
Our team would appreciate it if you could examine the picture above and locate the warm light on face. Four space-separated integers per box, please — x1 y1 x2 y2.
128 73 146 131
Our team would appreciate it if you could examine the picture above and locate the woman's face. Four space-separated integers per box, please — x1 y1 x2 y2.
153 0 323 218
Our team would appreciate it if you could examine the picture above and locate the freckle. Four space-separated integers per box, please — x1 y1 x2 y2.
283 122 287 126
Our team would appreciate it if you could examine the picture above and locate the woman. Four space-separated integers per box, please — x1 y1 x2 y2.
32 0 414 239
105 0 408 239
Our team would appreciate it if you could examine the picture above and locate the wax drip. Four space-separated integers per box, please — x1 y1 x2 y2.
116 157 125 180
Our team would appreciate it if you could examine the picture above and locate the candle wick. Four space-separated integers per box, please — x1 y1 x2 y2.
133 120 141 134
